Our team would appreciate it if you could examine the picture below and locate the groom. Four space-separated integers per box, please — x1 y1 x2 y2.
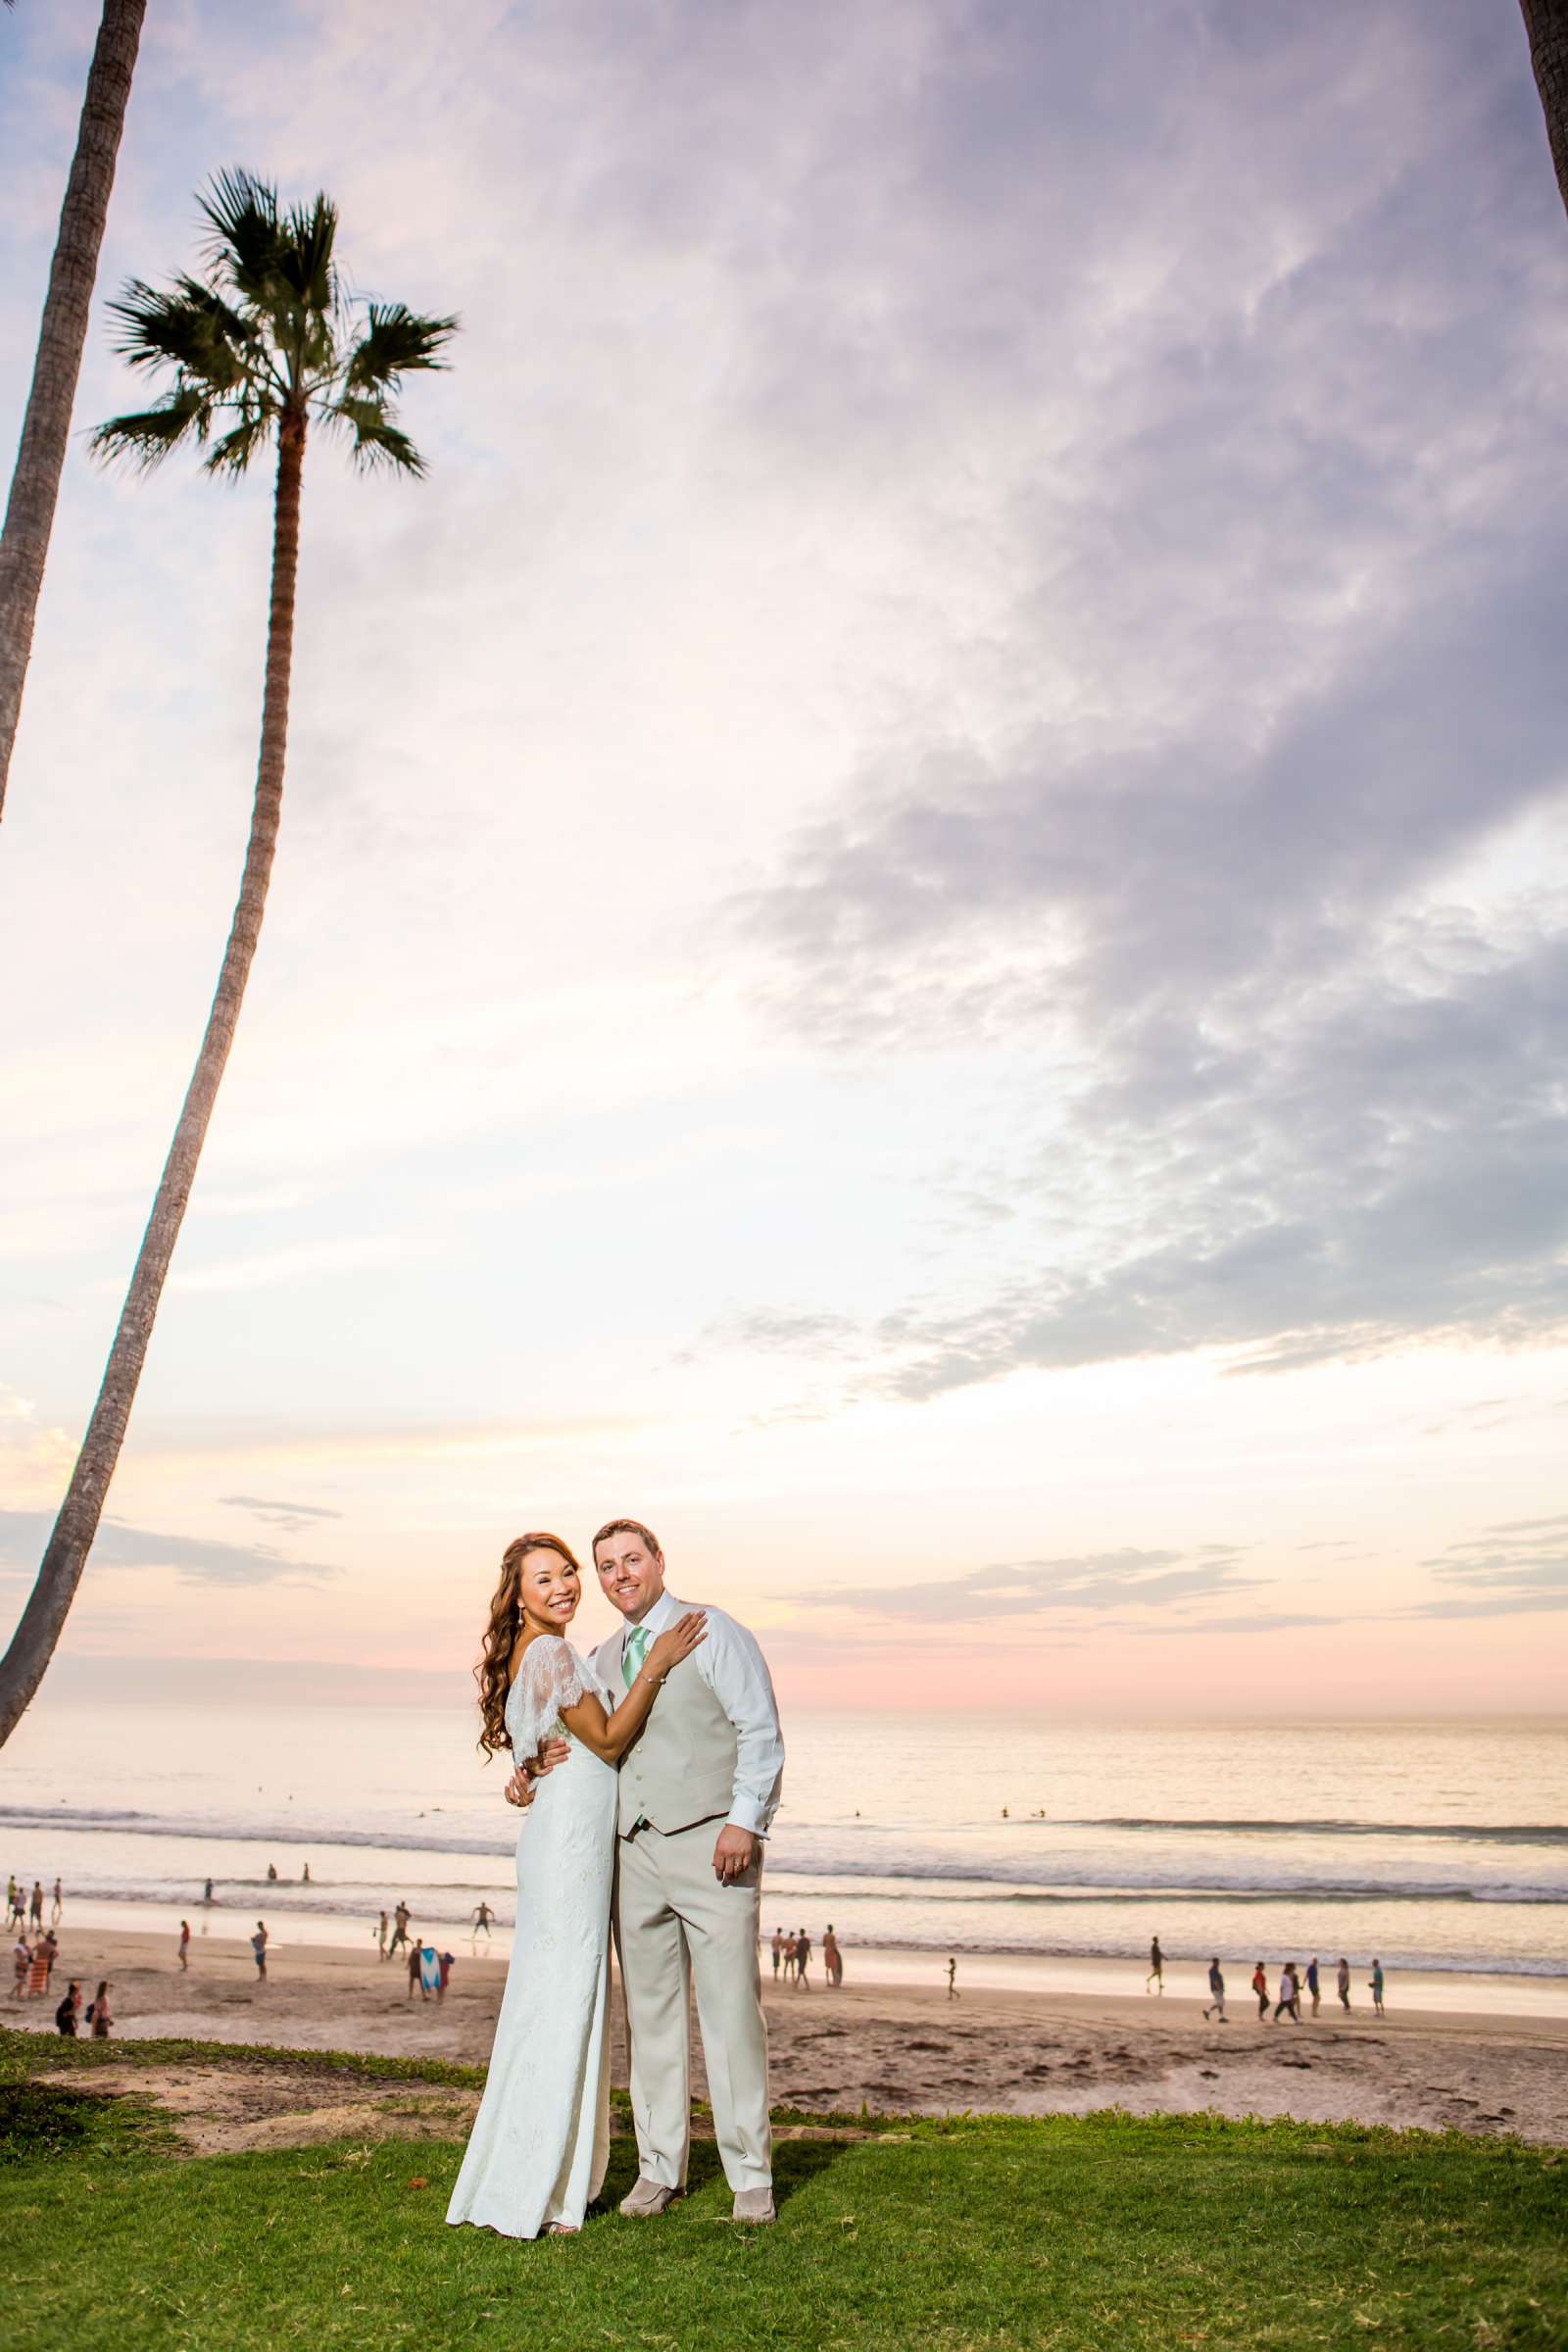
511 1515 784 2224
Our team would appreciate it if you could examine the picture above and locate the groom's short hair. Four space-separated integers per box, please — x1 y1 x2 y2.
592 1516 662 1562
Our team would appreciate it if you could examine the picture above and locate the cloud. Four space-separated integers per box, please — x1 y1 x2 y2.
810 1545 1265 1623
0 1512 339 1590
220 1494 345 1535
1406 1516 1568 1619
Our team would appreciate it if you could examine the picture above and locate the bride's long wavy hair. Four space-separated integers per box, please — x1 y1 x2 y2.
474 1532 583 1757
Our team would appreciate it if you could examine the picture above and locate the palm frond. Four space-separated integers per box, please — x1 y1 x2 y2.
320 395 425 475
106 273 263 396
202 399 275 479
277 191 340 319
91 386 215 471
344 303 459 395
198 169 283 307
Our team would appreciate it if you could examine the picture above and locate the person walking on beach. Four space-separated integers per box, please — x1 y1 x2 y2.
770 1928 784 1983
824 1926 842 1987
471 1901 494 1942
389 1900 412 1956
796 1929 813 1989
55 1980 81 2036
376 1910 389 1958
51 1878 63 1928
1272 1962 1299 2023
1305 1957 1321 2016
89 1980 113 2038
1202 1957 1226 2020
947 1956 959 2000
177 1920 190 1972
1337 1957 1351 2012
1252 1960 1269 2019
1147 1936 1164 1994
1368 1958 1385 2015
251 1923 269 1981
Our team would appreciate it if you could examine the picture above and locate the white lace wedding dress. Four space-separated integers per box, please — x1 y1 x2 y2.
446 1636 617 2237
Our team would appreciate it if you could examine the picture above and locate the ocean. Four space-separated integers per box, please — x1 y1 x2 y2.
3 1701 1565 2013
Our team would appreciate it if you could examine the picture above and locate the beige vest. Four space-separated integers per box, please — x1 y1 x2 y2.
606 1627 738 1838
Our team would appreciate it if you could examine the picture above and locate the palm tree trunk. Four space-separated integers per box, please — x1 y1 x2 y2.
1521 0 1568 221
0 413 306 1748
0 0 146 823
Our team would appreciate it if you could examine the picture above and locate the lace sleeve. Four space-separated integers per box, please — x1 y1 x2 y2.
509 1637 588 1764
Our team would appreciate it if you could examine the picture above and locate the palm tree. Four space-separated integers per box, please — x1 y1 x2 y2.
0 0 147 823
0 171 455 1746
1520 2 1568 222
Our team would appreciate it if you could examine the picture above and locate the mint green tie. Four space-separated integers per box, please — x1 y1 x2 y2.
622 1625 652 1689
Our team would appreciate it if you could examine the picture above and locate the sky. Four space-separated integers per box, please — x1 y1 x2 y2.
1 0 1566 1717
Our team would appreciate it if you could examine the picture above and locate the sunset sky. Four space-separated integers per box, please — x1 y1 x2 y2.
2 0 1566 1717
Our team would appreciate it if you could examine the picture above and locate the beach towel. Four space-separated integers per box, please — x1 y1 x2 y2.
419 1944 442 1993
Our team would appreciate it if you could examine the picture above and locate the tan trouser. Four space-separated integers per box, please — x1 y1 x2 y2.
613 1817 770 2192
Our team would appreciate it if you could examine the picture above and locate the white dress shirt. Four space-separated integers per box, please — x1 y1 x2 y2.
595 1590 785 1838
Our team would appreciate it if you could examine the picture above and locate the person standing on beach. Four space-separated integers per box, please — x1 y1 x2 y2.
796 1929 812 1989
1147 1936 1164 1994
55 1980 81 2036
251 1922 269 1981
471 1901 494 1942
438 1950 455 2000
1251 1960 1269 2019
947 1956 958 2000
376 1910 389 1958
12 1936 29 1999
1305 1957 1321 2016
1337 1957 1351 2011
407 1939 425 2000
771 1928 784 1984
177 1920 190 1972
51 1879 63 1928
824 1926 842 1987
782 1932 798 1984
1368 1958 1385 2015
203 1878 214 1905
390 1900 412 1956
28 1882 43 1931
89 1980 113 2038
1202 1957 1226 2020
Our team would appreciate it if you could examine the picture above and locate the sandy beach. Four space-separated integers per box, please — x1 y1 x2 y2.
12 1923 1567 2148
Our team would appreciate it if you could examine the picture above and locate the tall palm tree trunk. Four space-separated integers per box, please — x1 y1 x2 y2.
0 0 146 822
1521 0 1568 221
0 413 305 1748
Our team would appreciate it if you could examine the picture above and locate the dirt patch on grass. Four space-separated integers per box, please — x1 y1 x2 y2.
32 2060 481 2157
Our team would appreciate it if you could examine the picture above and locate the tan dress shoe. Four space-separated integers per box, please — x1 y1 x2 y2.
731 2186 777 2224
618 2178 681 2218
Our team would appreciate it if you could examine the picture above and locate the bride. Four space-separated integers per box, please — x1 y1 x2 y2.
446 1531 705 2238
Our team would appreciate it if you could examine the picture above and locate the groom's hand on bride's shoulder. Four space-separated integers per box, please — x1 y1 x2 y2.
712 1825 759 1884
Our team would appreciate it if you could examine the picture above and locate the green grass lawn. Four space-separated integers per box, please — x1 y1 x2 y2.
2 2033 1564 2350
